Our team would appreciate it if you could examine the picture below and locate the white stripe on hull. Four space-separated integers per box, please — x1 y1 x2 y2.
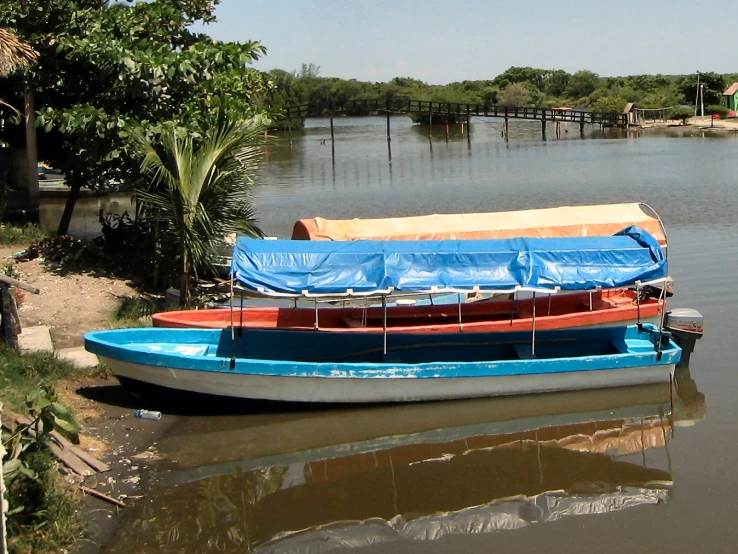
103 358 676 404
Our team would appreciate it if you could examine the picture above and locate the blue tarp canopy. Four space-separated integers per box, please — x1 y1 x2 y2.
230 226 667 298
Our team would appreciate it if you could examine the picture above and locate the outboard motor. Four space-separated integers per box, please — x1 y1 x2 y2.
665 308 704 367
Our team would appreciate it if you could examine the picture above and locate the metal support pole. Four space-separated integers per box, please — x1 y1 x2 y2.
382 295 388 356
531 292 537 357
229 274 236 370
457 293 463 331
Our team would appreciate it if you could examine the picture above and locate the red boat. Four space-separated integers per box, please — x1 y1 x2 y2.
152 289 663 332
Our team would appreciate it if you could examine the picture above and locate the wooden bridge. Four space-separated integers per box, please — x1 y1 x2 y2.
282 97 625 127
279 97 626 144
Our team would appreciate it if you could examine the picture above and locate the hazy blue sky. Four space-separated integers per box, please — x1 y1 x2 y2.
194 0 730 84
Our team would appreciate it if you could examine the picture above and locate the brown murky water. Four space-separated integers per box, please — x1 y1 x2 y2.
86 119 738 553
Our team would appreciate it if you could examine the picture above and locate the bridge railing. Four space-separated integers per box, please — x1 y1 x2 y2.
280 98 626 127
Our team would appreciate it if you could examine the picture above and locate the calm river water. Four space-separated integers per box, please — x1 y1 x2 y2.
89 117 738 553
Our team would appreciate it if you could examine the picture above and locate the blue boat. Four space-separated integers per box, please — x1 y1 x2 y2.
84 227 684 403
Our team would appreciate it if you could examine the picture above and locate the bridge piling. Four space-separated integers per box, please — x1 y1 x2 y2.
541 118 547 141
466 107 471 150
385 97 392 161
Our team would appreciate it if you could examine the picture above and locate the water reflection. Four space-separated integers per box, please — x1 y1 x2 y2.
103 369 704 553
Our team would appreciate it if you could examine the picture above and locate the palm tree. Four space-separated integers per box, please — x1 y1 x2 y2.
0 28 37 113
132 110 268 306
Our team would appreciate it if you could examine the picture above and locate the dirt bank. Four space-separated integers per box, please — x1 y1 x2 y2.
0 245 174 553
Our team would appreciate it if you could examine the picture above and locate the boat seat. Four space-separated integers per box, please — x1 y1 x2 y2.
624 339 657 353
513 343 537 359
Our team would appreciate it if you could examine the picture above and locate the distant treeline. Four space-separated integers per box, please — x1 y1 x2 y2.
264 64 738 126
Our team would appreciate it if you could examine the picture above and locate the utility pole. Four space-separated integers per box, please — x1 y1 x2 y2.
695 72 700 116
700 84 705 117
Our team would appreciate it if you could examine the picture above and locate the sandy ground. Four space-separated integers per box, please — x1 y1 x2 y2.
640 115 738 131
0 246 140 350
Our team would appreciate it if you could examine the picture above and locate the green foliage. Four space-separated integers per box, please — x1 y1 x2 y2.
567 70 601 98
592 96 627 115
670 107 695 123
0 223 50 246
0 345 79 410
497 83 533 107
707 104 730 117
5 449 82 554
2 0 272 234
677 72 725 106
265 65 722 121
114 296 157 323
2 384 82 552
131 108 268 305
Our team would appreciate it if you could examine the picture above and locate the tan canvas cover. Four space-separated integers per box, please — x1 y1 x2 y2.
291 203 667 246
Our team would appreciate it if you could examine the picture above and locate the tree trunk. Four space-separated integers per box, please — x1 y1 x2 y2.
24 88 39 216
179 249 190 307
57 176 81 235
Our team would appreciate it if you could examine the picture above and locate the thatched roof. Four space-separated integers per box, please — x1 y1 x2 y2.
0 28 37 77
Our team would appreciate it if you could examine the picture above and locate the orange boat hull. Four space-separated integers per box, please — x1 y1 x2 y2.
152 290 663 333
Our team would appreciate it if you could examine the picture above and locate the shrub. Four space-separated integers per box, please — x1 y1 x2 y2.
707 104 730 118
670 107 695 124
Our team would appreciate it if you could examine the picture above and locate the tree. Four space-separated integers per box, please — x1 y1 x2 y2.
1 0 272 234
298 63 321 79
669 107 694 124
497 83 532 107
567 70 600 98
132 109 268 306
677 72 725 107
544 69 571 97
592 96 627 115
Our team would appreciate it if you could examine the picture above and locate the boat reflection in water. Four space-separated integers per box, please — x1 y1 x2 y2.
104 368 704 554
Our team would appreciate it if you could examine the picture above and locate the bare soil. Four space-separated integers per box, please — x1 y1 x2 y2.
0 246 140 350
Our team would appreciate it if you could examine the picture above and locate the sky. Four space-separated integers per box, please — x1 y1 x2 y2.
193 0 732 85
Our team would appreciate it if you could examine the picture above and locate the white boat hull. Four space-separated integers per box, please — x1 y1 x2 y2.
103 357 676 404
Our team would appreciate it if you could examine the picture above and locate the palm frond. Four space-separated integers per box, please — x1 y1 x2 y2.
133 107 269 299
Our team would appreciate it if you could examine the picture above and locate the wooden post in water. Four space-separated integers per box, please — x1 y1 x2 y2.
428 112 433 153
445 121 450 143
287 122 293 147
504 117 509 142
466 107 472 150
328 99 336 162
386 96 392 161
541 118 547 141
580 121 585 139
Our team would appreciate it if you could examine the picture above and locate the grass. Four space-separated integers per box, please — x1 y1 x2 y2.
0 223 49 246
1 344 87 552
113 295 157 329
0 345 80 412
5 451 83 554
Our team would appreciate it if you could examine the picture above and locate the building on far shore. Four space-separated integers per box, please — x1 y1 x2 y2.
722 83 738 114
623 103 639 125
